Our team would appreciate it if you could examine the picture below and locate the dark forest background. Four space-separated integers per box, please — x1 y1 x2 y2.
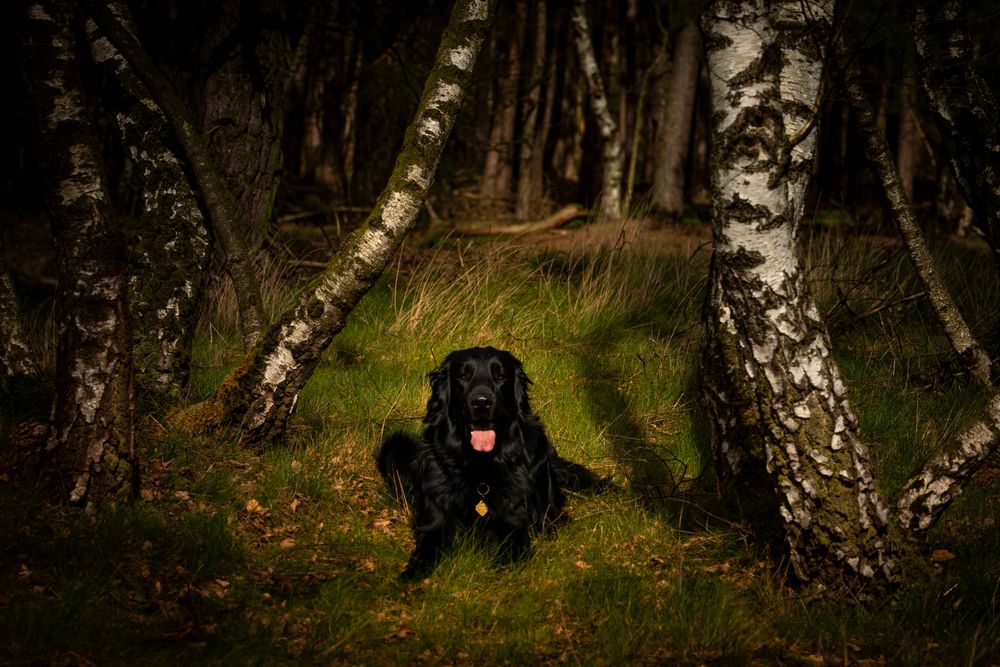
5 0 1000 290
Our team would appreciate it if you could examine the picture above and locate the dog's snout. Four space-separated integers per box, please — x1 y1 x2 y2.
470 393 493 413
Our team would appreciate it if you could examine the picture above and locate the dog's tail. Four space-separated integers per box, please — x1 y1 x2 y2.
376 432 421 503
551 455 611 493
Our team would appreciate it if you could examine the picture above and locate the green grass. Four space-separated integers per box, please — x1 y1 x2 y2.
2 225 999 665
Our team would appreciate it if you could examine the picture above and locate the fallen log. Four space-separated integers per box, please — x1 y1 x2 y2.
453 203 588 236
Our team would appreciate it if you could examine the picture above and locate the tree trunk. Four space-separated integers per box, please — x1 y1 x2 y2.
838 48 993 387
701 0 898 596
515 0 546 222
0 243 34 384
895 48 919 203
83 0 265 349
85 4 211 401
23 0 136 505
912 0 1000 271
481 1 525 204
172 0 498 443
570 0 622 219
196 0 291 251
651 20 700 221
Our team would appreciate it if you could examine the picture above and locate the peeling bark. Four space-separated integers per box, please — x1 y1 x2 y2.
23 0 136 504
85 4 210 400
701 0 897 596
82 0 265 349
896 393 1000 535
173 0 497 443
912 0 1000 271
570 0 622 219
838 46 992 388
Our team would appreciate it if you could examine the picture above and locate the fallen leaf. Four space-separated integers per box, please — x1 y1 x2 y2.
931 549 956 563
280 538 296 549
575 559 591 570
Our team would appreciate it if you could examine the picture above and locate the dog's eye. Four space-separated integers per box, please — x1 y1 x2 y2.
494 370 506 382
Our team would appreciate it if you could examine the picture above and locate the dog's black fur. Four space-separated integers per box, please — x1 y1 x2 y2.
377 346 603 579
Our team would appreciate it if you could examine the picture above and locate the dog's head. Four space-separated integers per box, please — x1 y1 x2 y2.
424 346 533 454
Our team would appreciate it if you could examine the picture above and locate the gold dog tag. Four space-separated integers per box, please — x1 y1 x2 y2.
475 499 489 516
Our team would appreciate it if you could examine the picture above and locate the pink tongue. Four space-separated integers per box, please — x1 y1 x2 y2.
470 429 496 452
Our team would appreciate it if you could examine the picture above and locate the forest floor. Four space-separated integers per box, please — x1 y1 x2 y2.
2 214 1000 666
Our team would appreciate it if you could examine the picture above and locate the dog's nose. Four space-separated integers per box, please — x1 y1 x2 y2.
470 394 493 413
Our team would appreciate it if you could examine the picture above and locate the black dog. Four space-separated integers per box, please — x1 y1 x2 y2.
376 346 604 579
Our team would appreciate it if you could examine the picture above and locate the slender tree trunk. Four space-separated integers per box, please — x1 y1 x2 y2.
85 4 210 400
701 0 898 596
912 0 1000 271
651 20 700 221
570 0 622 219
895 49 919 203
624 29 667 214
172 0 498 443
838 49 992 387
83 0 265 349
23 0 136 504
515 0 546 221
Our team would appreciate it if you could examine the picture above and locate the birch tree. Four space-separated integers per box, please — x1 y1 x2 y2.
85 3 211 400
701 0 1000 598
23 0 137 504
570 0 622 219
172 0 497 443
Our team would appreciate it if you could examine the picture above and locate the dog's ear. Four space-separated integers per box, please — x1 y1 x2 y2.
423 358 451 425
511 357 534 419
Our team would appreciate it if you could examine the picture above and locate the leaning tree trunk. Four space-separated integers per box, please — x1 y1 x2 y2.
85 4 211 401
172 0 498 443
651 19 700 222
83 0 265 349
912 0 1000 272
837 47 992 387
570 0 622 219
22 0 136 504
700 0 898 596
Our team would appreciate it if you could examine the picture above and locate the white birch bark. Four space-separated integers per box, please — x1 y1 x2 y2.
24 0 136 504
701 0 897 595
896 393 1000 534
85 4 210 398
570 0 622 219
